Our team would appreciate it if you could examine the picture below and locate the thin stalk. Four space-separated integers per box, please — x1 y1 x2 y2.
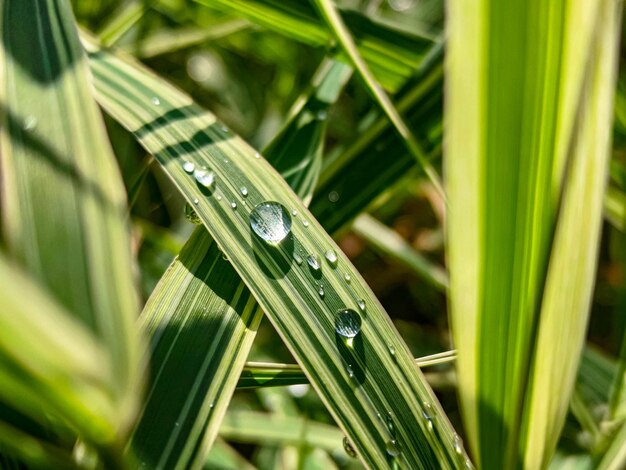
312 0 446 200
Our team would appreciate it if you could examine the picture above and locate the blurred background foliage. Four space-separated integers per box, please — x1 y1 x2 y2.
63 0 625 468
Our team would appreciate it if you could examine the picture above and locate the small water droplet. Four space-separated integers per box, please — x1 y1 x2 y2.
453 434 463 454
343 437 357 458
240 187 248 197
174 421 180 427
182 161 195 173
249 201 292 244
388 344 396 356
344 274 351 283
307 254 320 271
302 219 310 227
316 110 327 120
422 403 434 431
151 96 161 105
209 403 214 409
385 440 400 457
223 159 229 164
254 151 261 159
231 201 237 209
335 309 362 339
23 116 37 131
328 190 340 203
386 412 396 434
221 124 229 133
325 249 338 266
357 299 366 312
292 209 298 217
217 195 222 200
193 198 199 205
346 364 354 378
318 285 325 298
184 204 202 224
194 169 216 190
465 457 472 469
294 253 303 265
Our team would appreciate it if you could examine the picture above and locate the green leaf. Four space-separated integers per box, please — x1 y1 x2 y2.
219 410 343 454
0 0 141 447
87 41 467 468
125 56 351 469
193 0 434 92
445 0 621 467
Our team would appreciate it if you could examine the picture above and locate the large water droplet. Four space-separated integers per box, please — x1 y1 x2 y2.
240 187 248 197
194 169 216 190
325 249 338 266
184 204 202 224
151 96 161 106
307 254 320 271
385 440 400 457
335 309 362 339
182 161 195 173
343 437 357 458
249 201 292 245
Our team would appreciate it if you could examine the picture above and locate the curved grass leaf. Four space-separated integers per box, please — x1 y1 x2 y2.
446 0 621 467
125 57 351 470
0 0 141 448
87 42 467 468
193 0 434 92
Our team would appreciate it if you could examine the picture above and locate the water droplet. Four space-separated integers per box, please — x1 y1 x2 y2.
240 187 248 197
343 437 357 458
231 201 237 209
182 161 195 173
325 249 338 266
316 110 327 120
217 195 222 201
422 403 434 431
346 364 354 378
335 309 362 339
221 124 229 133
328 190 340 202
184 204 202 224
292 209 298 217
344 273 351 283
388 344 396 356
453 434 463 454
357 299 366 312
464 457 472 469
318 285 324 298
209 402 214 409
223 159 229 164
254 151 261 159
386 412 395 434
151 96 160 105
294 253 303 265
249 201 292 245
194 169 216 190
385 440 400 457
307 254 320 271
23 116 37 131
193 198 199 205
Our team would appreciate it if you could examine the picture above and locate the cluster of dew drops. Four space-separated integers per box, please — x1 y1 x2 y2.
178 147 469 467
